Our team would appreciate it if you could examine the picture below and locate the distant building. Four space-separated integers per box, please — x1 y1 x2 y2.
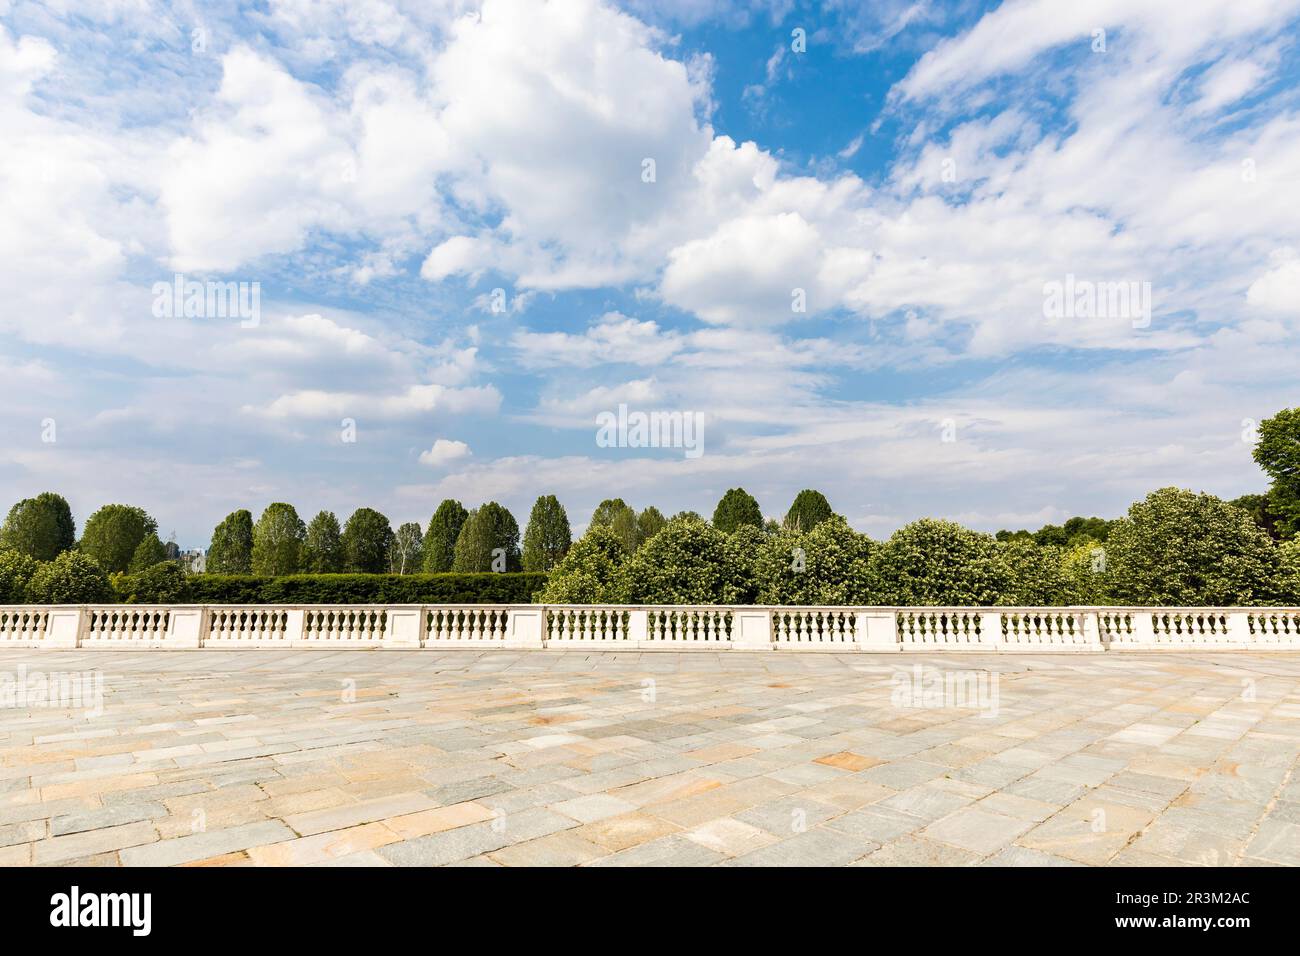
181 549 206 573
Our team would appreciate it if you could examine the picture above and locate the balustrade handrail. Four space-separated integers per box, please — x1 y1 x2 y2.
0 603 1297 651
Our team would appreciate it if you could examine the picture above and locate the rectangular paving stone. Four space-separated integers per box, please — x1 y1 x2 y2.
51 802 167 837
284 792 439 836
33 821 159 865
727 828 876 867
376 821 510 866
119 821 294 866
921 808 1035 855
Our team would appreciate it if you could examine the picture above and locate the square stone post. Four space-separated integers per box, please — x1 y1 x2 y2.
626 608 648 644
383 606 424 649
44 606 83 648
507 607 546 648
165 607 204 648
732 608 773 650
858 609 898 651
285 608 307 645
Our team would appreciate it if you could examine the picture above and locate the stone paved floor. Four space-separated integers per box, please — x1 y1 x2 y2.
0 649 1298 866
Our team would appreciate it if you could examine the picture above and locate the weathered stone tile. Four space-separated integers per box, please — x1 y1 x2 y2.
489 830 606 866
684 818 776 857
284 792 439 836
1244 819 1300 866
119 821 293 866
853 835 980 866
980 845 1085 867
376 822 510 866
727 828 876 867
34 821 159 865
247 823 399 865
878 785 974 822
51 802 166 837
921 808 1034 855
584 833 725 867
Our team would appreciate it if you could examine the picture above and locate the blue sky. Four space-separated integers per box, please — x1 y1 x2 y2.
2 0 1300 548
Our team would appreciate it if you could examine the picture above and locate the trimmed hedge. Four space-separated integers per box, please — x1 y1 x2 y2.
115 572 548 605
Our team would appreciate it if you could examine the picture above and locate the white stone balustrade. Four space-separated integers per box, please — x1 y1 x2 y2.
0 604 1298 651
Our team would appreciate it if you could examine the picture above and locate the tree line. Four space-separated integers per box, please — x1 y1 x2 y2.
2 408 1298 606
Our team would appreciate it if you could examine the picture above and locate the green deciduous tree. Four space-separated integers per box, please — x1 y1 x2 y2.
0 550 39 602
423 500 468 573
0 493 76 561
870 519 1008 606
25 551 112 604
207 510 254 574
389 522 424 574
1104 487 1278 605
78 504 157 574
302 511 344 573
128 533 170 573
1230 494 1287 542
522 495 572 572
637 506 667 546
589 498 640 553
1253 408 1300 537
712 488 763 533
251 503 306 575
537 526 627 603
452 502 521 572
341 508 394 573
783 489 834 532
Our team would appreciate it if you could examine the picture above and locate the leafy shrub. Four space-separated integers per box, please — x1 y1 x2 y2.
128 533 169 572
537 527 627 603
755 516 873 605
996 539 1067 605
1276 538 1300 603
870 519 1008 605
112 561 189 603
185 572 547 604
0 549 40 603
1059 540 1110 605
1104 487 1278 605
178 575 265 604
619 516 747 604
25 552 112 604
